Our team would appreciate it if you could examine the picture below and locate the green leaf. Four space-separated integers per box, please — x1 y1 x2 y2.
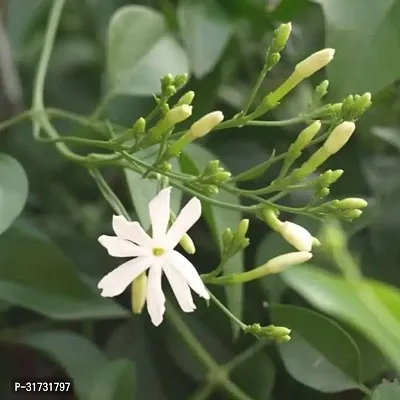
255 215 321 303
270 305 362 393
125 148 182 228
107 320 167 400
107 5 188 96
177 0 235 78
0 222 128 320
315 0 400 96
180 143 244 337
89 359 136 400
372 380 400 399
282 265 400 372
0 154 28 235
16 330 107 400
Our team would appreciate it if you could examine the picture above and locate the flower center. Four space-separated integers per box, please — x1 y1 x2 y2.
152 247 165 257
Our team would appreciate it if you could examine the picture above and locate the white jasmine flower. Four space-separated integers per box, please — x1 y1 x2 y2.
279 221 313 252
97 187 209 326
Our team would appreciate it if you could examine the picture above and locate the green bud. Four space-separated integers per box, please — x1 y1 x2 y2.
341 95 354 119
133 117 146 139
341 209 363 220
312 237 321 247
131 273 147 314
222 228 234 249
180 233 196 254
174 73 189 88
276 335 291 343
321 102 342 116
176 90 195 106
315 80 329 98
266 52 281 69
271 22 292 53
336 197 368 209
329 169 344 184
164 85 177 97
161 73 174 89
237 219 249 239
160 161 172 172
214 171 231 183
318 187 330 198
268 325 291 337
160 103 170 115
293 120 322 152
202 184 218 196
205 160 220 175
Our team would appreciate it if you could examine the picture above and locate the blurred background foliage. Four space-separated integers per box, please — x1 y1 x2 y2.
1 0 400 399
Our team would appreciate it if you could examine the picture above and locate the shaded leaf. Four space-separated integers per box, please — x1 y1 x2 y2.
107 5 188 96
372 380 400 400
177 0 235 78
0 154 28 235
0 223 127 320
270 305 362 393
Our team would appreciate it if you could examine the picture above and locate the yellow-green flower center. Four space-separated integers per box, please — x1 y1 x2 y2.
152 247 165 256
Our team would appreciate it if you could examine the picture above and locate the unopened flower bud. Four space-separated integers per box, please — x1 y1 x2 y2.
131 273 147 314
312 237 321 247
261 207 282 231
323 121 355 155
165 105 192 125
133 117 146 140
266 52 281 69
294 120 321 150
174 73 189 88
336 197 368 209
161 73 174 89
164 85 177 97
180 233 196 254
279 221 313 251
189 111 224 138
160 103 170 115
294 48 335 80
342 209 363 220
330 169 344 184
176 91 195 106
237 219 249 239
315 80 329 98
268 325 292 337
276 335 291 343
214 171 231 182
271 23 292 53
264 251 312 273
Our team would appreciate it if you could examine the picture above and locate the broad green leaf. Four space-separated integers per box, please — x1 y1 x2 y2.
0 154 28 234
180 143 243 337
270 305 362 393
16 330 107 400
255 215 321 303
107 320 167 400
315 0 400 96
89 359 136 400
107 5 188 96
372 381 400 399
282 265 400 372
125 148 182 228
0 223 127 320
177 0 235 78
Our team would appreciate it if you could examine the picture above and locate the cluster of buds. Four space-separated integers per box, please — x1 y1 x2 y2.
198 160 231 185
245 323 291 343
221 219 250 261
309 168 344 204
317 197 368 221
341 93 372 121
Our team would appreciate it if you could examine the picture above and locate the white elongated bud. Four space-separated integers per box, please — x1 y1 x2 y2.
323 121 355 155
294 49 335 80
189 111 224 138
264 251 313 274
165 105 193 125
279 221 313 252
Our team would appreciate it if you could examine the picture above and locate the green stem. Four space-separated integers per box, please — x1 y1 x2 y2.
0 109 33 133
89 169 130 219
242 64 269 115
224 340 268 372
166 303 253 400
208 291 247 331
